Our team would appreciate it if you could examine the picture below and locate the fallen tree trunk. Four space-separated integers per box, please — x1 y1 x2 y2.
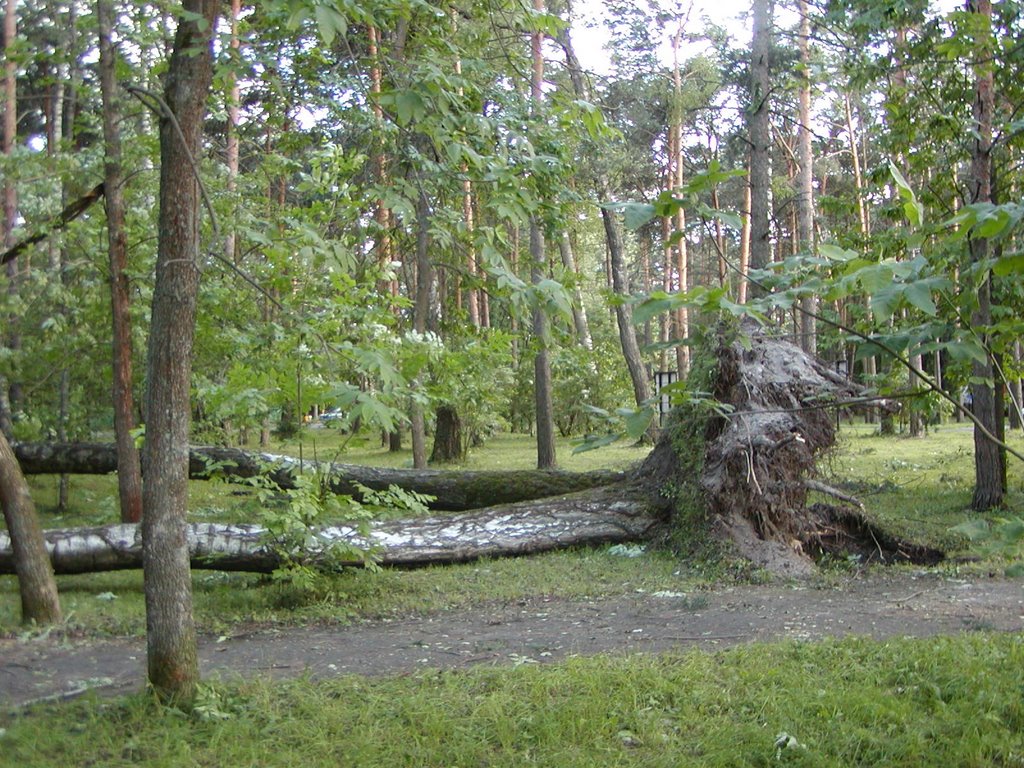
3 321 944 577
0 485 662 574
12 442 626 512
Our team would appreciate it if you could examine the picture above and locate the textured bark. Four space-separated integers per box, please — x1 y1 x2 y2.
530 0 556 470
531 221 558 470
603 208 654 413
430 405 464 463
57 1 78 513
0 431 62 623
411 190 432 469
0 486 659 575
558 233 592 349
796 0 816 354
98 0 144 524
968 0 1003 510
12 441 627 511
748 0 773 278
2 0 19 423
224 0 241 263
670 24 690 378
143 0 218 705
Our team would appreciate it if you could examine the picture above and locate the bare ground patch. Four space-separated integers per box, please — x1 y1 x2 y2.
2 569 1021 711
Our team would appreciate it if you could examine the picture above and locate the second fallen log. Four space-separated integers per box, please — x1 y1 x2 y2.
12 442 628 512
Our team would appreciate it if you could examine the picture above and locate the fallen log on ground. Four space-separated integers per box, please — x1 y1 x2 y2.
0 485 662 574
2 320 944 577
12 442 627 512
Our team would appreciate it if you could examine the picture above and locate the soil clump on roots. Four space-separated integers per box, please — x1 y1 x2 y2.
637 320 943 576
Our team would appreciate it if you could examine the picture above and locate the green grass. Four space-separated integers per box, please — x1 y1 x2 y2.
2 634 1021 767
278 426 653 472
826 421 1024 552
1 546 710 637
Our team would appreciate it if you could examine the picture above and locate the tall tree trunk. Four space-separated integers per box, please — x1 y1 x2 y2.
143 0 218 705
98 0 144 524
711 182 727 288
430 405 464 463
671 24 690 378
531 224 557 469
368 25 396 304
57 0 78 509
748 0 773 281
738 175 751 304
559 232 592 349
554 22 652 419
796 0 816 354
410 190 431 470
531 0 556 469
967 0 1002 510
450 11 479 328
843 91 875 421
1 0 18 434
224 0 241 263
0 431 61 623
1010 341 1023 430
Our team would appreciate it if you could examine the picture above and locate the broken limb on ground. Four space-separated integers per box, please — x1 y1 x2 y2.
2 320 942 578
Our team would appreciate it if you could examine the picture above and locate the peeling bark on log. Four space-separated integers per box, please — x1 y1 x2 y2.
0 486 662 574
12 442 626 512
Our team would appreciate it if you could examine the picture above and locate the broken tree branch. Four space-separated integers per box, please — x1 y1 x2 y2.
0 183 105 266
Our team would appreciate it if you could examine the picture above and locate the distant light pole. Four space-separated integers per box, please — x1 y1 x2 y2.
654 370 678 427
834 359 849 429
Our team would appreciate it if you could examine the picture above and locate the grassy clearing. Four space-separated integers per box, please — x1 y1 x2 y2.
826 422 1024 552
3 634 1021 767
282 426 653 472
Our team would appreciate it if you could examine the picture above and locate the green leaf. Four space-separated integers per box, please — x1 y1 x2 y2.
603 202 657 231
394 91 426 125
819 243 858 263
633 296 677 326
622 407 654 441
993 252 1024 277
889 160 923 227
974 207 1011 239
903 282 937 317
945 340 989 365
869 286 900 318
313 5 347 45
694 202 742 231
571 433 620 454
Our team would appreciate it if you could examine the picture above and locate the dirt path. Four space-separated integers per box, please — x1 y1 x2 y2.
2 570 1022 710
